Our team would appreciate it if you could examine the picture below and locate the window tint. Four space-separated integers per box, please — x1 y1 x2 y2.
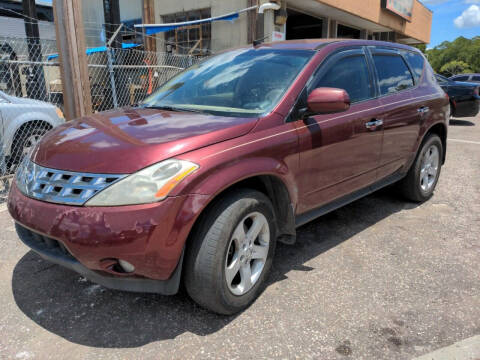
453 76 469 81
312 55 372 103
373 55 414 95
403 52 425 83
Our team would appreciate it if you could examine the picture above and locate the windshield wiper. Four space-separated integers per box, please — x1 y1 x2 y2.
141 105 206 114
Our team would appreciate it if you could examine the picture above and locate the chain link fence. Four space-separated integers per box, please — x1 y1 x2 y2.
0 35 204 202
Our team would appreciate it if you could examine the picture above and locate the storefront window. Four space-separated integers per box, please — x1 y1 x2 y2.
162 8 211 55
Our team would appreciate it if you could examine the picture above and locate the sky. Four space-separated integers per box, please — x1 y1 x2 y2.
422 0 480 48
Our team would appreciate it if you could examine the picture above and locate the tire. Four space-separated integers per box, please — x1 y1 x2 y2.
9 125 50 168
399 134 443 202
449 102 455 118
184 189 277 315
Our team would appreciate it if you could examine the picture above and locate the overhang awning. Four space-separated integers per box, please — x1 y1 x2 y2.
134 5 258 35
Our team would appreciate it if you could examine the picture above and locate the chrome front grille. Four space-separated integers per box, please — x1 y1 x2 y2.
16 159 126 205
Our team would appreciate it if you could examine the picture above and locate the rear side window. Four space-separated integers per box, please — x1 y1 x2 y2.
472 76 480 81
373 55 414 95
403 52 425 83
312 55 373 103
453 75 469 81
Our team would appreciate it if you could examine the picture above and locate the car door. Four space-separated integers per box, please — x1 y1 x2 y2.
293 48 384 214
369 48 419 180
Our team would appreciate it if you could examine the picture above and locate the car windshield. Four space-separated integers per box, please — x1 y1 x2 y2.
436 74 448 83
142 48 314 118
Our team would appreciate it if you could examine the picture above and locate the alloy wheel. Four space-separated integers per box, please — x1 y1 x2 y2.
420 145 440 192
22 134 42 157
225 212 270 296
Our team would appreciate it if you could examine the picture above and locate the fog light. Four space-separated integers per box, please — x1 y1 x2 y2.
118 259 135 273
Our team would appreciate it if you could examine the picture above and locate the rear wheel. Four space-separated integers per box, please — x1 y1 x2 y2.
399 134 443 202
184 189 276 315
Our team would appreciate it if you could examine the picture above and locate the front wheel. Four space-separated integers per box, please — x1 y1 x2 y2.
10 126 50 168
184 189 276 315
399 134 443 202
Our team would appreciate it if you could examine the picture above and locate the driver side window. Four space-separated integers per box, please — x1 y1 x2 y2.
311 54 373 104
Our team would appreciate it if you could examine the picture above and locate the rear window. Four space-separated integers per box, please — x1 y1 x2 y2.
373 55 414 95
403 52 425 83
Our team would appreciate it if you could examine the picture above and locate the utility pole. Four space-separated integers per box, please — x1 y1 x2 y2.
103 0 121 49
52 0 92 120
142 0 156 52
22 0 47 100
103 0 124 107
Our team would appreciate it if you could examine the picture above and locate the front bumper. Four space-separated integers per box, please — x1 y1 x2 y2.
8 183 210 293
15 223 183 294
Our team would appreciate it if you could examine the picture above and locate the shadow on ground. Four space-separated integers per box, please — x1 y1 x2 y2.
449 119 475 126
12 187 419 348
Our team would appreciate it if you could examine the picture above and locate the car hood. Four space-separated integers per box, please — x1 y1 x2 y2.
32 107 258 173
6 94 53 107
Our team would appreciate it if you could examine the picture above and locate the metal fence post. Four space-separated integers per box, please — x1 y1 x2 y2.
106 48 119 109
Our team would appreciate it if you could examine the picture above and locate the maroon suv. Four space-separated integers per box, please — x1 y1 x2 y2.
9 40 449 314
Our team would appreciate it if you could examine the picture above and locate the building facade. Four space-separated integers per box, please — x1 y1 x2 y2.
152 0 432 54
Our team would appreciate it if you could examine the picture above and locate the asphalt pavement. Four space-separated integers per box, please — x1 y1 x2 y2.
0 116 479 359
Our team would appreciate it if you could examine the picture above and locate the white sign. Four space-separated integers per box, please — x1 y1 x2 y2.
272 31 285 42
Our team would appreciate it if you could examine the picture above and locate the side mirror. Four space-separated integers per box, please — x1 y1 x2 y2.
307 87 350 115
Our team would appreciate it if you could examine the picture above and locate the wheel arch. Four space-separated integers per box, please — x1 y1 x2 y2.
184 173 297 255
423 122 447 164
7 118 54 157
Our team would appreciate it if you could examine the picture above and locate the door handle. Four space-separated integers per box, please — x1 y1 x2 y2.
365 119 383 130
418 106 430 114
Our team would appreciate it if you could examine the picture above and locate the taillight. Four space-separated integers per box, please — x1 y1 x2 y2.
475 87 479 96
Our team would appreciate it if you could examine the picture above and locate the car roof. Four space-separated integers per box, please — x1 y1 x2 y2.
254 39 421 52
450 74 479 77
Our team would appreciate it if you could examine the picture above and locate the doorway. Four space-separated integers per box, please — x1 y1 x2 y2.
286 9 324 40
337 24 361 39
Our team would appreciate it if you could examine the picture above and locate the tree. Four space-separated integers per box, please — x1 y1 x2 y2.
412 44 427 53
426 36 480 74
439 60 473 76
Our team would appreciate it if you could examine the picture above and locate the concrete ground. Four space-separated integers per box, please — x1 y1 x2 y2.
0 116 479 360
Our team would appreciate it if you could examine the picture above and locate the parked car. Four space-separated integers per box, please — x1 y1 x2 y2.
449 73 480 83
436 74 480 118
0 90 65 169
9 40 449 315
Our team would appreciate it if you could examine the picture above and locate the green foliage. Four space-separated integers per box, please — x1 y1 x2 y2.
439 60 473 76
426 36 480 74
412 44 427 53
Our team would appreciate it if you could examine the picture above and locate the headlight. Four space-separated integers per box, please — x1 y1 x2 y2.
55 107 65 119
15 154 34 196
85 159 199 206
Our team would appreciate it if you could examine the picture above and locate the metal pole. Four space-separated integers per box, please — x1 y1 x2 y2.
106 47 118 108
22 0 47 100
105 24 123 109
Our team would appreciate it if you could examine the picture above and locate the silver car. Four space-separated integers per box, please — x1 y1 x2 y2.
0 90 64 166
